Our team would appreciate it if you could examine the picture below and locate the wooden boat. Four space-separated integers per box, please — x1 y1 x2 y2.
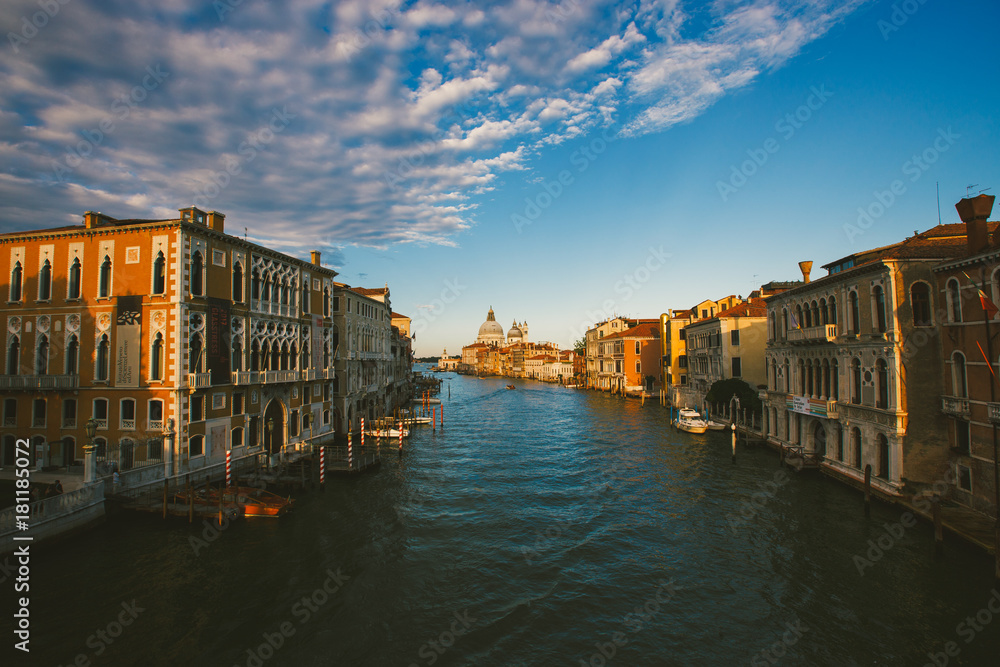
209 486 295 517
506 384 516 390
674 408 709 434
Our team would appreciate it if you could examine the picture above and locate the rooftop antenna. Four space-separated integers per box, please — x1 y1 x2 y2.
936 181 941 225
967 184 979 198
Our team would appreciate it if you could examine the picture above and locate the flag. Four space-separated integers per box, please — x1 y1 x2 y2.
790 311 799 329
961 271 999 317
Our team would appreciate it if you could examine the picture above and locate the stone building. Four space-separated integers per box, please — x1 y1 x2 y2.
0 206 339 475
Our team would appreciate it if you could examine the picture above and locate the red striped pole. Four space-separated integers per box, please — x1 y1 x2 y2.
319 445 325 487
433 406 436 431
348 422 353 471
398 421 403 456
225 449 232 487
361 417 365 452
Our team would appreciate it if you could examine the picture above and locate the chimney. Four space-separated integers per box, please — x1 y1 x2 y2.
207 210 226 233
955 194 995 254
798 260 813 283
83 211 101 228
310 251 322 266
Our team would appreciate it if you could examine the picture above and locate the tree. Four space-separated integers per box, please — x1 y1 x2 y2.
573 337 586 356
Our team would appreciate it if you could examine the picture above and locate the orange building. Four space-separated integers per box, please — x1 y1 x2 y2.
597 320 661 394
1 206 339 476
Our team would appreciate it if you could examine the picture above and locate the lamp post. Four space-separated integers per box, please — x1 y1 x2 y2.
266 417 275 468
84 417 98 484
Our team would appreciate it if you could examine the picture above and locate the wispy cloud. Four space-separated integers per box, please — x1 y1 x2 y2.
0 0 867 260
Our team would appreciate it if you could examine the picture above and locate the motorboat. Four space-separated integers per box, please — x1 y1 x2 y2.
506 384 516 390
364 427 410 438
674 408 708 434
218 487 295 517
706 420 727 431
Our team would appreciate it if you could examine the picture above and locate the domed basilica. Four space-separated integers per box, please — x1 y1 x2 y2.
477 307 528 347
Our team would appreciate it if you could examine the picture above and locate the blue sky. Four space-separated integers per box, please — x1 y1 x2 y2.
1 0 998 356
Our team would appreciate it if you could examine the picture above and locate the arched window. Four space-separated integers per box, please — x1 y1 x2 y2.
280 342 289 370
148 399 164 430
272 277 280 303
873 285 887 333
811 300 820 328
781 309 788 338
289 343 298 370
852 427 862 469
190 251 204 296
849 291 860 334
35 334 48 375
834 423 844 461
250 340 260 371
66 335 79 375
819 298 828 325
232 339 243 372
190 335 204 373
6 335 20 374
323 288 330 316
783 358 790 392
280 279 289 305
828 295 837 325
301 281 309 313
10 261 23 301
68 257 81 299
251 268 261 301
877 434 889 479
153 251 166 294
38 259 51 300
96 334 110 381
120 399 136 430
151 333 164 380
98 256 112 298
911 282 932 326
952 352 968 398
233 262 244 302
270 341 280 371
851 357 861 405
876 358 889 409
947 278 962 323
92 398 108 428
795 304 804 329
803 303 812 328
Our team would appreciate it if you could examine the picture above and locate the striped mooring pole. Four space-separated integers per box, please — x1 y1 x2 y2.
225 449 232 487
348 423 353 471
361 417 365 453
319 445 325 487
398 421 403 456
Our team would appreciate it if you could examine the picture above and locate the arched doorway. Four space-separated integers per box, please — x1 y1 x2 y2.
812 421 827 458
263 400 286 456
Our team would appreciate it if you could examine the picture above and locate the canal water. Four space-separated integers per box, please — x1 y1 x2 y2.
19 371 1000 666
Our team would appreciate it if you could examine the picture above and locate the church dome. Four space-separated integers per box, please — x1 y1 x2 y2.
478 307 504 342
507 320 523 340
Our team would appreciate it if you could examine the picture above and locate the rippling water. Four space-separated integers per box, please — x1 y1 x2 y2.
25 372 1000 666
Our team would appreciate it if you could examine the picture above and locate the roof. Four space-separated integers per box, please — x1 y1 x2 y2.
350 287 389 297
391 312 409 319
603 321 661 340
715 299 768 318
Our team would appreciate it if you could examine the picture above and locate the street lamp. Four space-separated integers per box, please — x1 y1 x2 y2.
266 418 274 456
83 417 98 484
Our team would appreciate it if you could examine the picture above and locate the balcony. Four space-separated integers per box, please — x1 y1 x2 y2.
301 369 319 381
0 374 79 390
785 395 840 419
120 419 135 430
989 403 1000 424
786 324 837 344
232 371 259 385
264 370 298 383
941 395 971 418
148 420 164 431
187 373 212 388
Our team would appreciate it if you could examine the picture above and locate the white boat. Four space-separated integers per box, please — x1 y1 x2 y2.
401 416 433 426
364 428 410 438
411 397 441 405
674 408 708 434
706 420 727 431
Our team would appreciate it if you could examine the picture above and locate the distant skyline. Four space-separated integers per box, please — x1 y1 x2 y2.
1 0 998 356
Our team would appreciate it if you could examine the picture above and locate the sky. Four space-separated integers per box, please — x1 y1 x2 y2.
1 0 998 357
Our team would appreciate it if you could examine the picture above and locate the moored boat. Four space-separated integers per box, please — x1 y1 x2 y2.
364 427 410 438
208 486 295 517
706 420 727 431
674 408 709 434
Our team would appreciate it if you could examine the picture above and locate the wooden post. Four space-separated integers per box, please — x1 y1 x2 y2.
932 496 944 556
433 407 436 431
440 404 444 427
187 477 193 523
218 483 223 527
731 423 736 464
864 465 872 518
162 478 168 519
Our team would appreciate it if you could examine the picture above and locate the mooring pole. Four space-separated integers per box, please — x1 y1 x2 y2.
864 465 872 518
932 495 944 557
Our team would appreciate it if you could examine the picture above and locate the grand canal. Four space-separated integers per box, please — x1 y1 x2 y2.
21 371 1000 666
